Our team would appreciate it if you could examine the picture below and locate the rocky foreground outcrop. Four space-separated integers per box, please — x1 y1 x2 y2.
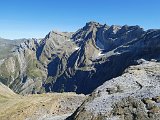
67 60 160 120
0 21 160 95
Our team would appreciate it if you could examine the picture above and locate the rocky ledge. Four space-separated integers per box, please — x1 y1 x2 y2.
67 60 160 120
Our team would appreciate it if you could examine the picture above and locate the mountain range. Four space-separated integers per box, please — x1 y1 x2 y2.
0 21 160 119
0 21 160 95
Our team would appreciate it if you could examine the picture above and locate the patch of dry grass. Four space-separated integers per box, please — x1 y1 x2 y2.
0 93 85 120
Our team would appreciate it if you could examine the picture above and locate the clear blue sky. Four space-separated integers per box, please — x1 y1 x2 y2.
0 0 159 39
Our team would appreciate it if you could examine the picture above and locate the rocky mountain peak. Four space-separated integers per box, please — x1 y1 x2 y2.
72 22 106 44
85 21 101 27
108 25 122 34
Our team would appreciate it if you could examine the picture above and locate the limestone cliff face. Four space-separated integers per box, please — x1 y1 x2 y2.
67 60 160 120
0 22 160 95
